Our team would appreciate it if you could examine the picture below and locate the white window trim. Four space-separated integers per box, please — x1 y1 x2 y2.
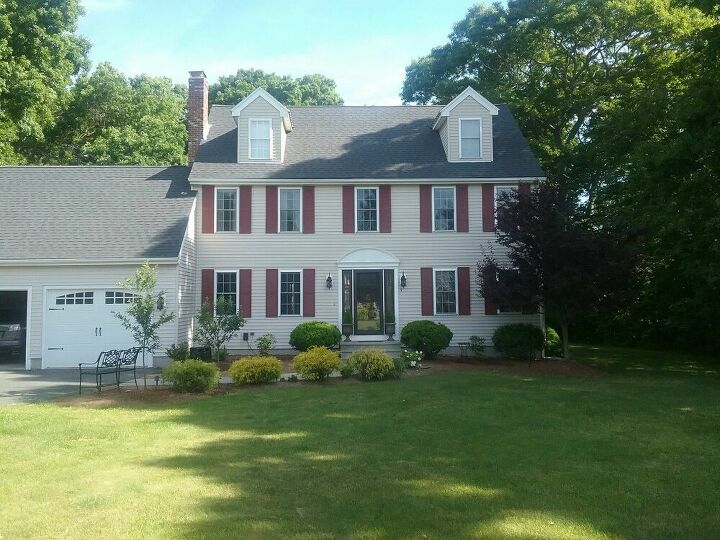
278 187 303 233
214 186 240 233
494 184 518 227
354 186 379 233
214 270 240 314
458 118 482 160
279 269 303 317
248 118 273 160
431 185 457 232
433 268 459 316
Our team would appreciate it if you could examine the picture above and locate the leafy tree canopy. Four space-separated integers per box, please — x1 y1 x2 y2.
0 0 89 163
210 69 343 106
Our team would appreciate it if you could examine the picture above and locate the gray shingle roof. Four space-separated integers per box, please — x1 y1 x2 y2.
190 104 544 180
0 166 194 261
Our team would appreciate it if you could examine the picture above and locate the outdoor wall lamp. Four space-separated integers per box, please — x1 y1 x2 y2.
326 273 333 289
400 272 407 289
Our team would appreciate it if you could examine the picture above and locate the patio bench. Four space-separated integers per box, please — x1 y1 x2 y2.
79 349 122 394
116 347 142 390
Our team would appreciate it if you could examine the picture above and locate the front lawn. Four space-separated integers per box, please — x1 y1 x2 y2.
1 347 719 539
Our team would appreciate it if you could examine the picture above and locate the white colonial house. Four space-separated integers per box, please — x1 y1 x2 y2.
0 70 544 369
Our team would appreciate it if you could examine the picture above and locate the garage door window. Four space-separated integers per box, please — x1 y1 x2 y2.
105 292 136 305
56 292 94 305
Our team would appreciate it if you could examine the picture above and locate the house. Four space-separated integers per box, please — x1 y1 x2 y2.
0 70 544 369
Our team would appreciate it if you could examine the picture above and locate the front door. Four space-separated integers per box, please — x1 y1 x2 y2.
353 270 384 335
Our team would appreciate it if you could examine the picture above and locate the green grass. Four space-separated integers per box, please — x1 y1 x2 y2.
1 347 719 539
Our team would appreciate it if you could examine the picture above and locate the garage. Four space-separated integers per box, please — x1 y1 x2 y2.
0 289 29 366
43 288 146 368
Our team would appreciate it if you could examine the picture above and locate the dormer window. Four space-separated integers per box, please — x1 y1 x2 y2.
249 119 271 159
459 118 481 159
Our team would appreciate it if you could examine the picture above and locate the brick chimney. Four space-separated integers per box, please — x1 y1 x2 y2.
187 70 208 164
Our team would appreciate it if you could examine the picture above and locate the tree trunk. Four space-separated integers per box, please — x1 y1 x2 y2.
142 346 147 389
560 318 570 360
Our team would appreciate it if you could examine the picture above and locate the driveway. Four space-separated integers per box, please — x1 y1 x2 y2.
0 364 81 405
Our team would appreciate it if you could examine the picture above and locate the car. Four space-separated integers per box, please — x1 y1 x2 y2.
0 323 25 361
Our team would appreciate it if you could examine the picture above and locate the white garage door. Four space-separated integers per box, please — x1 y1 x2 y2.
44 288 152 368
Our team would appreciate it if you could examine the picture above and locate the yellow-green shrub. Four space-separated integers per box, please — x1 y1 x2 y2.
161 359 220 393
228 356 282 385
348 349 395 381
292 346 341 381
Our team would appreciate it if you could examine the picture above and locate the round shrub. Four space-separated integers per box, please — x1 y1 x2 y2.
228 356 282 385
348 349 396 381
162 359 220 393
492 323 545 361
544 327 563 357
292 346 341 381
400 320 453 359
289 321 342 351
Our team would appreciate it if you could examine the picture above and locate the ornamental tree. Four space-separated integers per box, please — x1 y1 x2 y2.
194 298 245 362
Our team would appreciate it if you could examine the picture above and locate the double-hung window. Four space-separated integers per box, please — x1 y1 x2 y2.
434 269 457 314
215 271 238 314
279 188 301 232
249 119 271 159
459 118 481 159
356 187 378 232
497 268 522 314
433 186 456 231
279 271 302 316
215 188 238 232
494 185 518 221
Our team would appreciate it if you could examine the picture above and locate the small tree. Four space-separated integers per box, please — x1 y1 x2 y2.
478 184 638 359
194 297 245 362
114 263 175 387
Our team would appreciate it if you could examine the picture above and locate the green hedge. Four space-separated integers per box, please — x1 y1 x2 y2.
162 359 220 393
400 320 453 359
289 321 341 351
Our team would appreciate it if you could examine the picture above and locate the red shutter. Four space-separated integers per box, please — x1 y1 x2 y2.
201 269 214 314
342 185 354 233
482 266 498 315
303 269 315 317
421 267 434 316
420 185 432 232
239 269 252 318
482 184 495 232
266 269 278 318
265 185 277 234
202 185 214 233
379 185 392 233
457 266 471 315
239 186 252 233
456 185 469 232
302 186 315 234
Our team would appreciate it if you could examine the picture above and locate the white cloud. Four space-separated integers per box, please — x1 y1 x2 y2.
81 0 128 11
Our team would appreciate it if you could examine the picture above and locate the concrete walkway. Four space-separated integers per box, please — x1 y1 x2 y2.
0 364 159 406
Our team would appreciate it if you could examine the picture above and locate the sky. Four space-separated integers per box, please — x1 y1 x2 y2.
77 0 474 105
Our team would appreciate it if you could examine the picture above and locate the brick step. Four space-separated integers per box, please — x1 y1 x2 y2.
340 340 402 361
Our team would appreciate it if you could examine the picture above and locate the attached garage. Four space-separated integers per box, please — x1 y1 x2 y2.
0 288 30 366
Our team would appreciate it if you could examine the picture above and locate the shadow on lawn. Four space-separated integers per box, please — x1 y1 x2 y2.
121 372 720 539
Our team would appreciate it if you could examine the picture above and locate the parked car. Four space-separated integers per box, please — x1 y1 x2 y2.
0 324 25 361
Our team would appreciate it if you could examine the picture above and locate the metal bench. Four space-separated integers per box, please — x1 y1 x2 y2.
79 349 121 394
117 347 142 390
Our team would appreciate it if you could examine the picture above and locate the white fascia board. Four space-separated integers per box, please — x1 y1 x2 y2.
231 88 291 119
189 177 546 187
0 257 179 267
432 86 500 130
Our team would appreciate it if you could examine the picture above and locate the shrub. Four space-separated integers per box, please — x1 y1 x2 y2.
492 323 545 362
545 327 563 357
255 334 276 356
162 359 220 393
289 321 341 351
292 346 341 381
166 342 189 361
348 349 396 381
194 298 245 361
400 320 453 359
468 336 486 357
228 356 282 385
339 362 355 378
400 349 424 368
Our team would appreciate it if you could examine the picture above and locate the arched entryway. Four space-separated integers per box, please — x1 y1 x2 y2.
337 248 400 341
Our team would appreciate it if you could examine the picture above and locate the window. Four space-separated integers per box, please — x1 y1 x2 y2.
215 271 238 314
433 186 456 231
279 188 301 232
280 271 302 316
495 185 518 216
215 188 238 232
249 119 271 159
356 187 378 232
459 118 481 159
434 269 457 314
56 291 93 305
497 268 522 314
105 291 136 305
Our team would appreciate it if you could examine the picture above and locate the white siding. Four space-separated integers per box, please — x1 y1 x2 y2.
194 183 541 353
235 97 284 162
176 200 197 345
0 264 179 367
447 96 494 162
